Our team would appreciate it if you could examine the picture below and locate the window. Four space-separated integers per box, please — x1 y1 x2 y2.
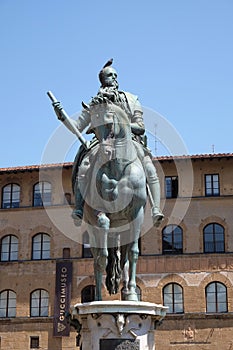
0 290 16 317
30 336 39 349
206 282 227 313
1 235 18 261
204 223 225 253
165 176 178 198
32 233 50 260
81 285 95 303
64 192 71 205
2 184 20 208
205 174 219 196
163 283 183 314
30 289 49 317
63 247 70 259
33 182 52 207
82 231 92 258
162 225 183 254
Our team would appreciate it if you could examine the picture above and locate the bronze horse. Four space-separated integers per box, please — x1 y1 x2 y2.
76 100 147 301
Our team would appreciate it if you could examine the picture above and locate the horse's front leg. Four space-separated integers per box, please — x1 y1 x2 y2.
97 212 109 258
91 247 103 301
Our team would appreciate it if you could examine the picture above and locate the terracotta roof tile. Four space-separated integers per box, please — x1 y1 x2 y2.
153 153 233 161
0 162 73 174
0 153 233 173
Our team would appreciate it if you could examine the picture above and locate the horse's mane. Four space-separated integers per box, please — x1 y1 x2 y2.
87 94 130 126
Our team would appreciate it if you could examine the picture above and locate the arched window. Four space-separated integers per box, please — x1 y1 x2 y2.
81 285 95 303
0 290 16 317
203 223 225 253
163 283 184 314
33 182 52 207
1 235 18 261
2 184 20 209
30 289 49 317
162 225 183 254
32 233 50 260
82 231 92 258
206 282 227 313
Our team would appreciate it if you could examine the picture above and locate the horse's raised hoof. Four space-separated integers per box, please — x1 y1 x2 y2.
152 213 164 227
71 210 83 227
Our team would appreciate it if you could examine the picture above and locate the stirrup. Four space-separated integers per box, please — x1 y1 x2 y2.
72 210 83 227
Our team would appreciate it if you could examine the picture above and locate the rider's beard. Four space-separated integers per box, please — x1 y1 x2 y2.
113 80 119 89
106 80 119 90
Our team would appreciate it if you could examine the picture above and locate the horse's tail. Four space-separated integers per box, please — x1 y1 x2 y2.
105 239 121 295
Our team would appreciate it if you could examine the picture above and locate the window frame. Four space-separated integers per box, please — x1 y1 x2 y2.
30 289 49 317
205 174 220 197
0 290 16 318
30 336 39 349
33 181 52 207
163 283 184 314
32 233 50 260
1 183 20 209
165 176 178 199
206 282 228 313
203 223 225 253
162 225 183 255
63 247 70 259
0 235 18 262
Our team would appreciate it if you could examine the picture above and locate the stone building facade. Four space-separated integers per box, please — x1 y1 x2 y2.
0 153 233 349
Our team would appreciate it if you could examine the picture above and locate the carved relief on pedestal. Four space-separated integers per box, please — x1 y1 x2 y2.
87 313 151 339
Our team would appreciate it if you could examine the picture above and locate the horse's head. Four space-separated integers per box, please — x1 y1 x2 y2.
82 98 131 143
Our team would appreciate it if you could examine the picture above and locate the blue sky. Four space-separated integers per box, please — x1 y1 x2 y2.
1 0 233 167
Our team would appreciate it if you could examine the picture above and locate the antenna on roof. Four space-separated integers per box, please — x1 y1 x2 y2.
212 144 215 153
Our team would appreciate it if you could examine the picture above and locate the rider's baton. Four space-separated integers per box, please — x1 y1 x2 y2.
47 91 89 150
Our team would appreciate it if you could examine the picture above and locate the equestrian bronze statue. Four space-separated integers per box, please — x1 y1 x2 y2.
48 59 163 301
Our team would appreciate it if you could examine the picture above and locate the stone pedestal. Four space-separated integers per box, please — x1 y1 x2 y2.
71 301 167 350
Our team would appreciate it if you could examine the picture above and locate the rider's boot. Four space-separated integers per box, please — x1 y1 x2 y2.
148 177 164 227
144 158 164 227
72 183 85 227
72 190 84 226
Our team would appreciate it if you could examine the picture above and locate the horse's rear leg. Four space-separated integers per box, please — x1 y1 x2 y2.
92 213 110 301
127 240 139 301
121 245 129 300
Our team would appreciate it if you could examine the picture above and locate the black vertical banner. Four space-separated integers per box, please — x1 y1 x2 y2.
53 261 72 337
